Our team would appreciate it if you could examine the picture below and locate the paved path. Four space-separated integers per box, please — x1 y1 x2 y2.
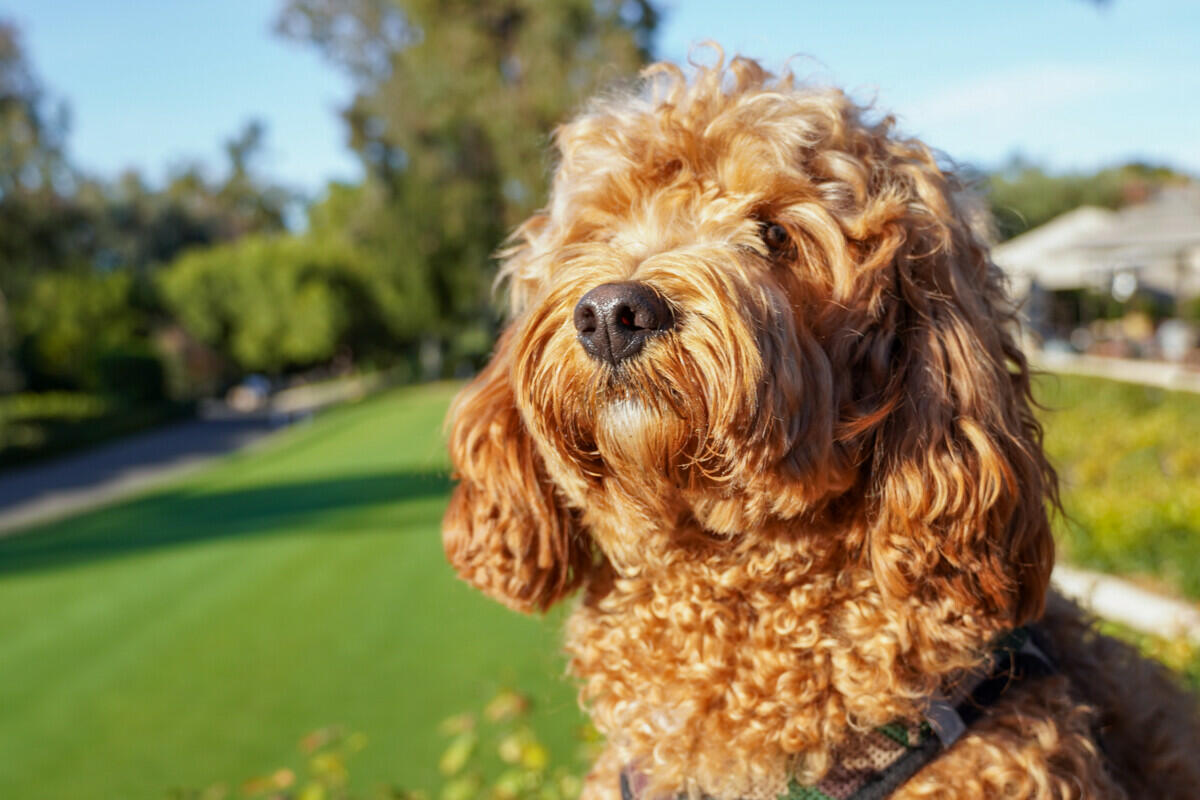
1034 351 1200 394
0 415 286 535
0 370 400 535
1032 352 1200 639
1052 566 1200 645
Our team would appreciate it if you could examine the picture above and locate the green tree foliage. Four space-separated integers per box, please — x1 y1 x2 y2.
14 269 142 392
280 0 655 225
306 181 439 343
0 21 68 199
0 18 72 274
986 156 1193 241
278 0 658 371
4 141 294 397
159 179 476 377
74 121 291 275
159 234 382 375
0 19 74 390
0 16 294 400
2 24 281 285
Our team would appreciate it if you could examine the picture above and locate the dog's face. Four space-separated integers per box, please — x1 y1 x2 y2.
510 91 848 544
443 57 1055 624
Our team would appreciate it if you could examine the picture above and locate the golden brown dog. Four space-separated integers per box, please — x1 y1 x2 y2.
442 53 1200 799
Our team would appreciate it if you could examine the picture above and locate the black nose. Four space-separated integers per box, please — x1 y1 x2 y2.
573 282 674 366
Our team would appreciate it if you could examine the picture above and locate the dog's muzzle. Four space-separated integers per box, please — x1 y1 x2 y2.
573 282 674 366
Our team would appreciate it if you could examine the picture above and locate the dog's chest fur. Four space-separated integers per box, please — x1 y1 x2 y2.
564 546 1003 800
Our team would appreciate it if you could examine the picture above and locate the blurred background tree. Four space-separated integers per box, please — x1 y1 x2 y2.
0 3 660 463
160 234 375 376
0 20 72 277
0 16 295 461
0 19 72 393
277 0 658 376
2 3 1198 466
986 155 1192 241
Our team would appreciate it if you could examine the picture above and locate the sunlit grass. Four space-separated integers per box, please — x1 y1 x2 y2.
0 383 581 800
1035 374 1200 600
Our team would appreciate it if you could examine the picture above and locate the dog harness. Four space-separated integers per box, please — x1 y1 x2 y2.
619 627 1056 800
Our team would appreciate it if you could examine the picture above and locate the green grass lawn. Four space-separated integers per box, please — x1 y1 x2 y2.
1036 373 1200 693
1035 373 1200 600
0 383 582 799
1 374 1199 798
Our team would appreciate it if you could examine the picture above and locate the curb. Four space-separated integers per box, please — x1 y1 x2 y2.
1052 564 1200 644
0 419 283 537
1034 351 1200 395
1035 356 1200 644
0 370 407 537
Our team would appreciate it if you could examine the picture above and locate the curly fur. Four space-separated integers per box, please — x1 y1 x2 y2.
442 51 1200 799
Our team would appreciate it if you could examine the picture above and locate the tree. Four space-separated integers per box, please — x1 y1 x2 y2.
0 19 75 287
0 18 75 390
75 121 292 275
278 0 658 372
15 269 142 392
986 157 1193 241
214 120 293 239
0 20 70 203
159 233 384 375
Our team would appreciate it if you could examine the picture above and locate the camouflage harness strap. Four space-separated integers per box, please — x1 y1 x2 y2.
620 627 1056 800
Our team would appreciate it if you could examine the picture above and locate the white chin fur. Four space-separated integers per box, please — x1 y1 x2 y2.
600 398 655 439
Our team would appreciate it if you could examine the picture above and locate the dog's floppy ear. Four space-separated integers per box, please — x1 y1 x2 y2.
860 188 1056 626
442 325 592 613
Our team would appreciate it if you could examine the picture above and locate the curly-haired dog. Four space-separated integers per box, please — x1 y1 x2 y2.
442 54 1200 799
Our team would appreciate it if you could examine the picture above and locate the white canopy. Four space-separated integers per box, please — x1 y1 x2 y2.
993 187 1200 298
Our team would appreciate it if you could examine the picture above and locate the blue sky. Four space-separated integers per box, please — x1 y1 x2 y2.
6 0 1199 197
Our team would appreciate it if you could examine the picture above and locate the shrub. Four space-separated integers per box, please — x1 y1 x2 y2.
1037 374 1200 599
0 391 112 455
96 345 168 405
0 390 185 468
170 691 591 800
159 235 391 376
13 268 145 392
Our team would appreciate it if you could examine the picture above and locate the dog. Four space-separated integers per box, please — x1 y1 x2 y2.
441 53 1200 799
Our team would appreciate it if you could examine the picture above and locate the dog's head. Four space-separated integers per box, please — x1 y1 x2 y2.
443 55 1055 625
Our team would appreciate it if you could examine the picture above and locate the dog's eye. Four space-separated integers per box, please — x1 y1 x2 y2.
761 222 790 253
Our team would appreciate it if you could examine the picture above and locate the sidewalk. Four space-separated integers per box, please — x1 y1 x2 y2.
0 370 401 536
1052 566 1200 645
1034 350 1200 394
1032 351 1200 640
0 415 285 535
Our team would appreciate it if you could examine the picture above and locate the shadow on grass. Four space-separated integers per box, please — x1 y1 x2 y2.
0 469 452 576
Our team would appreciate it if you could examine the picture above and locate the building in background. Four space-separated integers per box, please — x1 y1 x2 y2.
994 186 1200 362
